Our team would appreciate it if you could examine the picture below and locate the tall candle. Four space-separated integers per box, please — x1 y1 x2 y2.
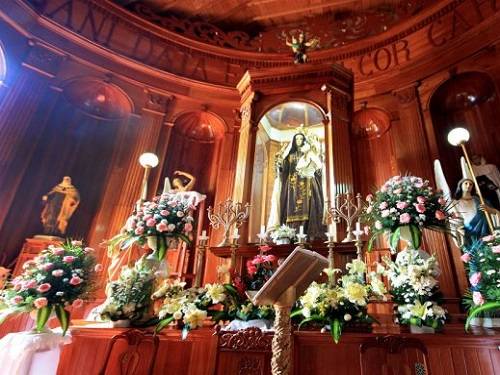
328 223 335 236
356 221 361 232
299 225 304 235
260 225 266 236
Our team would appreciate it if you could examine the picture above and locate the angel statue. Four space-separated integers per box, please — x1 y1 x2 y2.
267 127 326 239
285 31 319 64
434 158 499 247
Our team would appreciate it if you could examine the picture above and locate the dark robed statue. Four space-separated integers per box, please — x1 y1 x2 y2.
268 130 325 239
41 176 80 236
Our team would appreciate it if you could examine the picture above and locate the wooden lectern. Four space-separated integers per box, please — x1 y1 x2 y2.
251 247 328 375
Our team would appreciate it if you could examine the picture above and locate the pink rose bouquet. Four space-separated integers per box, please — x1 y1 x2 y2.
108 193 195 261
0 241 99 334
462 232 500 330
363 175 452 251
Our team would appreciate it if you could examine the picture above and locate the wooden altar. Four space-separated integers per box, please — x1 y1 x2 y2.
52 324 499 375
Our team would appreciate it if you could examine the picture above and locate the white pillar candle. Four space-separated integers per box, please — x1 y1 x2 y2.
299 225 304 235
260 225 266 236
202 230 206 238
356 221 361 232
328 223 335 236
233 227 239 239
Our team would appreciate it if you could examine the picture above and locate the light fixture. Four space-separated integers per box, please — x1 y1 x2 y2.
138 152 159 202
447 127 494 233
139 152 159 168
447 127 470 146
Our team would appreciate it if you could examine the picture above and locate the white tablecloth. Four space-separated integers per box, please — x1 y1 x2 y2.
0 330 71 375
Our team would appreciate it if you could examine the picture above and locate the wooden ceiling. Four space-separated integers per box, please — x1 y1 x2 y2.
135 0 408 28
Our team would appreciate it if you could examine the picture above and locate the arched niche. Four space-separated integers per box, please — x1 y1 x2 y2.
162 111 226 203
63 79 133 120
234 64 354 243
249 101 327 241
430 72 499 189
351 107 395 196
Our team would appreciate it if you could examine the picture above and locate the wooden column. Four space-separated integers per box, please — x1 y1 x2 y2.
392 83 462 311
0 43 64 239
232 93 258 244
323 85 354 197
89 90 174 272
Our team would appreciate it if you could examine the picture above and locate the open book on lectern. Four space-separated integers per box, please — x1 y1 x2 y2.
250 246 328 306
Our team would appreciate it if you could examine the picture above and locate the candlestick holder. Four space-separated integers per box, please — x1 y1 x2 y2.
328 193 364 242
324 232 336 287
207 199 250 246
194 233 209 288
229 235 240 278
295 233 307 247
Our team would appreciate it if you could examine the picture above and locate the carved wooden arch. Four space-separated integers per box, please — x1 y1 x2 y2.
171 109 229 136
423 68 498 113
254 98 328 128
60 76 135 120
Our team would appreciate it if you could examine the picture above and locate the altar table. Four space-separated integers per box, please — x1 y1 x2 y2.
54 324 499 375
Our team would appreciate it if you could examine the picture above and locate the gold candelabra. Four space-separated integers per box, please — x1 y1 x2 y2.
328 193 364 242
207 199 251 246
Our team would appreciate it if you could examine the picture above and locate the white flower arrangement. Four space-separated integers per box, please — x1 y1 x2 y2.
99 257 155 322
293 259 386 343
270 225 296 242
153 280 227 334
381 249 447 330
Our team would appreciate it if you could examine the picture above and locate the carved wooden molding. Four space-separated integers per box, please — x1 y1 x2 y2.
22 41 65 78
143 90 174 115
393 83 419 105
218 327 273 352
238 356 263 375
360 335 428 355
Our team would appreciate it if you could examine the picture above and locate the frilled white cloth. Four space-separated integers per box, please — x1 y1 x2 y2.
0 330 71 375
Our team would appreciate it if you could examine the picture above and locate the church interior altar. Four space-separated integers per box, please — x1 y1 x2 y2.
0 0 500 374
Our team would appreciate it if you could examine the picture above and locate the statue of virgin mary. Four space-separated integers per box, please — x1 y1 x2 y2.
267 129 326 239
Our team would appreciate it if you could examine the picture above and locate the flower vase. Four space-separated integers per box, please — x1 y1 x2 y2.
410 324 435 334
145 236 169 278
29 309 53 334
398 225 429 260
275 238 290 245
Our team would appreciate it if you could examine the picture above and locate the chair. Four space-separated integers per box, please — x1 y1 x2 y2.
360 335 431 375
98 329 160 375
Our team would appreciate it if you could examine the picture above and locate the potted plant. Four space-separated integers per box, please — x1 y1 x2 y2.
108 193 194 262
153 280 227 337
381 250 447 333
462 232 500 330
270 225 296 245
98 257 155 326
364 175 452 252
292 259 386 343
0 241 99 335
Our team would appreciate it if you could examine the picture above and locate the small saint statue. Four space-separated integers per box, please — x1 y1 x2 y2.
285 31 319 64
41 176 80 236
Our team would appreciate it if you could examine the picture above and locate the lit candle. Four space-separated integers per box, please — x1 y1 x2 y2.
299 225 304 236
355 221 361 240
